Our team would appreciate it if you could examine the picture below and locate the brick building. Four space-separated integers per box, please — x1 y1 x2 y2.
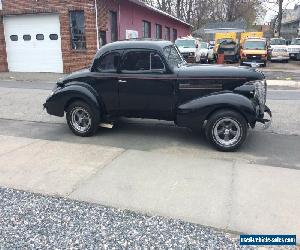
0 0 191 73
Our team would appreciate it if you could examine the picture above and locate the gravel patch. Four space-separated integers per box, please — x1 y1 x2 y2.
0 187 295 249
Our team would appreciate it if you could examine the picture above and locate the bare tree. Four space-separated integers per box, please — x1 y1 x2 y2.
142 0 264 30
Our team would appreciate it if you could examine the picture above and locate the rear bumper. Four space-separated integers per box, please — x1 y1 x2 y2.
43 99 64 117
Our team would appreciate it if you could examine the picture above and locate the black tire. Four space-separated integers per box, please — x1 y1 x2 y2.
66 101 99 137
205 110 248 151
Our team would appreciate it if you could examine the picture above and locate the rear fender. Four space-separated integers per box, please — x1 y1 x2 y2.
45 82 103 117
176 92 257 129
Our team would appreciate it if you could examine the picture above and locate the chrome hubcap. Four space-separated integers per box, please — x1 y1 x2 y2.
213 118 241 147
71 107 91 133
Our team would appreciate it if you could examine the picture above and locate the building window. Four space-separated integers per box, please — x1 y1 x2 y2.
100 31 107 47
142 20 151 38
173 28 177 42
156 24 162 39
110 11 118 42
70 11 86 50
165 27 171 40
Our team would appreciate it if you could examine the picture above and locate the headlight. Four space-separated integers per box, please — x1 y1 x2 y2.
254 80 267 113
189 52 195 56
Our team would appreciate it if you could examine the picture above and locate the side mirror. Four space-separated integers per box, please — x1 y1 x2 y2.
196 44 199 48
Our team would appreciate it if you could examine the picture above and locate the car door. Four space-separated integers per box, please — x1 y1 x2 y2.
91 50 122 115
118 49 176 120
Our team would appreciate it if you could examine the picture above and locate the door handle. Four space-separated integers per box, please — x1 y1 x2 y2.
118 79 127 83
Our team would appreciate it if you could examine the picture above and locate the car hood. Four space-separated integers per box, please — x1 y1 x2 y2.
270 45 287 49
175 64 264 81
178 47 196 53
242 49 267 54
288 45 300 49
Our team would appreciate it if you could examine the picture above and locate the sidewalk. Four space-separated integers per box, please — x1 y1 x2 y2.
0 134 299 241
0 72 65 83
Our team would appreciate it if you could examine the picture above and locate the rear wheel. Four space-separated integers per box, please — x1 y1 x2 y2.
205 110 248 151
66 101 99 137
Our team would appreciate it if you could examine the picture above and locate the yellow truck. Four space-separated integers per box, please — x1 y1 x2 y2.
240 37 267 67
214 32 239 62
240 32 264 45
214 32 237 54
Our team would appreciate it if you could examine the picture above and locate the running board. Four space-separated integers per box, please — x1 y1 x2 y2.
99 123 114 129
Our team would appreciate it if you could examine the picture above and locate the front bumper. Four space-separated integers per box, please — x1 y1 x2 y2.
270 56 289 61
241 59 266 66
289 52 300 59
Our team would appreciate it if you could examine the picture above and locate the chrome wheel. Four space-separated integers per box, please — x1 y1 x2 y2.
71 107 91 133
213 118 241 147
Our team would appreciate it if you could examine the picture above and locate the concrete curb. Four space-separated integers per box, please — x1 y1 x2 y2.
267 80 300 88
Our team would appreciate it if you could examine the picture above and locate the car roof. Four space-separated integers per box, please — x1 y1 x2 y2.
95 40 173 59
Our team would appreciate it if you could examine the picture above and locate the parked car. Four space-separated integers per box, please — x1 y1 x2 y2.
288 38 300 60
269 37 287 49
269 47 289 63
175 37 199 63
195 42 209 63
44 40 272 151
208 44 215 63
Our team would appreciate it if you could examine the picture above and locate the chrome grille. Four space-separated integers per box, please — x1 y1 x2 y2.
288 48 300 53
254 80 267 113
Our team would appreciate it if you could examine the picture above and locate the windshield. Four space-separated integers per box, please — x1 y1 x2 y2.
163 45 184 67
175 39 195 48
199 42 208 49
244 41 266 50
270 39 286 45
217 38 234 44
291 39 300 45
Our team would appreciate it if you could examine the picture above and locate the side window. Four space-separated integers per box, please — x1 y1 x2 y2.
123 51 150 71
122 51 165 72
151 53 165 70
94 52 120 72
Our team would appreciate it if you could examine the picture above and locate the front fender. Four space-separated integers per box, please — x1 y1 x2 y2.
176 92 257 129
44 82 102 117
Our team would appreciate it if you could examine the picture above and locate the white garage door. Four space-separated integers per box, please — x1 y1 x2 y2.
3 14 63 73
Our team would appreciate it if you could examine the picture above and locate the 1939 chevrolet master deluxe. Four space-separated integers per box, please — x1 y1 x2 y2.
44 40 271 151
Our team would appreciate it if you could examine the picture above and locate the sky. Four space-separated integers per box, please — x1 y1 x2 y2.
264 0 300 23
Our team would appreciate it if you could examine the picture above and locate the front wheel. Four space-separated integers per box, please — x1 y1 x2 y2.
66 101 99 137
205 110 248 151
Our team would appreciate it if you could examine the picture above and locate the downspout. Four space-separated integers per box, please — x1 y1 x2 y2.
95 0 100 50
118 1 121 40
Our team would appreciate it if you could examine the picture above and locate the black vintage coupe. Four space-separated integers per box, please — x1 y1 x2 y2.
44 40 271 151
